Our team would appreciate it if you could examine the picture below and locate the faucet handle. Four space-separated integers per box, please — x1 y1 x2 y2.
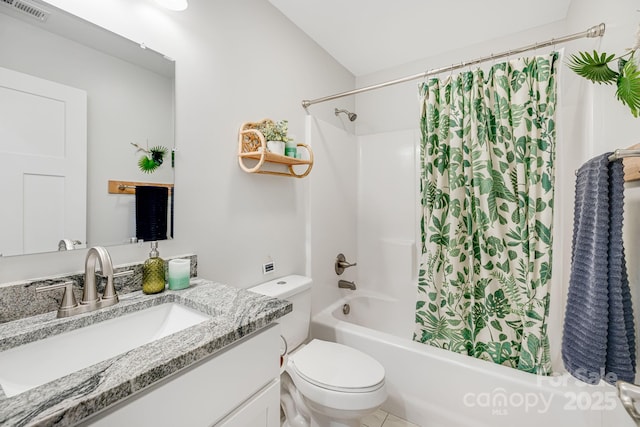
335 253 357 275
113 270 134 278
36 281 79 317
102 270 133 302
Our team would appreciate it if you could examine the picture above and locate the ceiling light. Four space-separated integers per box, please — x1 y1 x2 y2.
154 0 188 11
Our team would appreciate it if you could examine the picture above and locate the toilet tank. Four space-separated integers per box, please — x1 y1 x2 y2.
249 275 312 352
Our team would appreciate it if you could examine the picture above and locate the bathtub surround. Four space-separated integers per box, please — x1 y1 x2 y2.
0 255 197 324
414 53 559 374
0 278 290 426
562 154 636 385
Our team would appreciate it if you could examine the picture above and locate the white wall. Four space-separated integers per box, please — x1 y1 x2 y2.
353 0 640 375
0 0 356 287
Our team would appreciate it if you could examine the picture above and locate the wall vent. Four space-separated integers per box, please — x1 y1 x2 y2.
0 0 50 22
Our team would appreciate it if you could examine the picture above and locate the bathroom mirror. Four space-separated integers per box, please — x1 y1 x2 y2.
0 0 175 257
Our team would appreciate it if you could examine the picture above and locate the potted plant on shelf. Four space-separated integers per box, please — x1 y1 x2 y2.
258 119 291 156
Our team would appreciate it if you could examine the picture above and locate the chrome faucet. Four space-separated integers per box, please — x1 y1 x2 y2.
338 280 356 290
82 246 117 307
36 246 124 318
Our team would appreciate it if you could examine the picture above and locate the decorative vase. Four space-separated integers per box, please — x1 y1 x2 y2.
267 140 285 156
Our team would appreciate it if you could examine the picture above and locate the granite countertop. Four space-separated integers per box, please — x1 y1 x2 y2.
0 278 291 427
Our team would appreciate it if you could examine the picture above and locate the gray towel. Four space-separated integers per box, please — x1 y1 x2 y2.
562 153 636 385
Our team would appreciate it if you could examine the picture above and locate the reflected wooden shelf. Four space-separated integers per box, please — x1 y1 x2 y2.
108 180 174 195
238 119 313 178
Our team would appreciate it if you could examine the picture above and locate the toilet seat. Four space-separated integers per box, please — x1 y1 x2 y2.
285 339 387 412
289 339 385 393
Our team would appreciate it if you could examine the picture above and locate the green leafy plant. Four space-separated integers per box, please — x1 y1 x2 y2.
258 119 291 142
568 44 640 117
131 142 168 173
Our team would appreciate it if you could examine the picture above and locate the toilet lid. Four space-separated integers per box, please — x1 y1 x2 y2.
289 340 385 393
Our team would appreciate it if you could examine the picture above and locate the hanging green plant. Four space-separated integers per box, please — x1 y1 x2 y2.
131 142 168 173
567 29 640 117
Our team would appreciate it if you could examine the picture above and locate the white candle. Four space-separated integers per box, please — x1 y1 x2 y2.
168 258 190 290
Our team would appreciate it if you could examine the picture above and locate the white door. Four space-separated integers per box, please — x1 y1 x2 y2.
0 66 86 256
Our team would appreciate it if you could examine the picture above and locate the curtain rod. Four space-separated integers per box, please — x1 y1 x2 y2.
301 23 606 109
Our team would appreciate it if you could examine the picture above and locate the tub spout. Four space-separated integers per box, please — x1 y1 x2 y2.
338 280 356 290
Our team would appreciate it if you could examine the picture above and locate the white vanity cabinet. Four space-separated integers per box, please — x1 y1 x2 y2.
82 324 281 427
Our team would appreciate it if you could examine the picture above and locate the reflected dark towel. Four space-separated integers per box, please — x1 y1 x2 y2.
135 186 168 242
562 153 636 385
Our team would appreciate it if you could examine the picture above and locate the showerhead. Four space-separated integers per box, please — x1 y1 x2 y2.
334 108 357 122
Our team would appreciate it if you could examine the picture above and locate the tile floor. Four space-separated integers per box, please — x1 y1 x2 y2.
361 409 420 427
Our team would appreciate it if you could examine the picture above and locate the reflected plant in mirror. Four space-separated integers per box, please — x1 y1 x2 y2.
0 0 176 257
131 142 169 174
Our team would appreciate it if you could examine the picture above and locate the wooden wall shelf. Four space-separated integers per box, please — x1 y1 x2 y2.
238 119 314 178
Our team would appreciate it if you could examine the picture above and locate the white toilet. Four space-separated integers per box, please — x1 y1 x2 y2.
250 275 387 427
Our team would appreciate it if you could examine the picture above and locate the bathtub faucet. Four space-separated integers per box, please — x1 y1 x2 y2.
338 280 356 290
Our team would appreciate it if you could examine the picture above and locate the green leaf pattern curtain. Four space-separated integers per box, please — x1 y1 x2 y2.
414 53 558 374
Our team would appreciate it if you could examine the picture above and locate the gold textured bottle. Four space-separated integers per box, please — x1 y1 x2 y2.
142 241 165 294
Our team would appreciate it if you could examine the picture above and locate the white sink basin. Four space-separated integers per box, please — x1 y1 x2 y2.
0 302 210 397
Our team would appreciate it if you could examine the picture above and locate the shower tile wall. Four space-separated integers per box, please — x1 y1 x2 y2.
357 129 420 312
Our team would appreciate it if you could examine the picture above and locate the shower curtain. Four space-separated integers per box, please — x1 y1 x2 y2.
414 53 558 374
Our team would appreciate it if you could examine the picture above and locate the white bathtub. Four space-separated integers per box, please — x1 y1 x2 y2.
311 292 634 427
